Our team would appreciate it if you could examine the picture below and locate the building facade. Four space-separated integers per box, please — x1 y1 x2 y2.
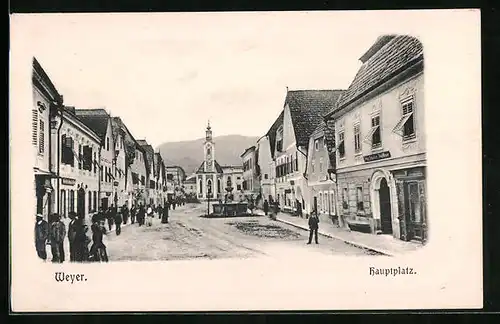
32 58 63 220
241 146 260 197
325 35 426 243
137 140 158 206
166 165 186 202
75 109 116 210
51 106 101 223
274 89 343 216
130 144 148 206
111 117 128 208
305 120 338 225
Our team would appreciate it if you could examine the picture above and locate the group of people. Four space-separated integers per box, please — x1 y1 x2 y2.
34 210 109 263
33 200 190 263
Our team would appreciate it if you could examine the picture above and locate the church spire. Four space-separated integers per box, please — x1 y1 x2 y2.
205 120 213 142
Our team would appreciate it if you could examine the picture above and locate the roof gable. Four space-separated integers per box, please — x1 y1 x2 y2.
74 109 110 143
335 35 423 111
266 111 285 159
286 90 344 148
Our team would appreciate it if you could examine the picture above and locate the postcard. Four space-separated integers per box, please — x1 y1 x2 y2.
10 9 482 312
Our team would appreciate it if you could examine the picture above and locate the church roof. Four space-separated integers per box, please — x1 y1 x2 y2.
196 160 224 174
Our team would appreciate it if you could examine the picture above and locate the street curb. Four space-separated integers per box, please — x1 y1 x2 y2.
275 217 394 257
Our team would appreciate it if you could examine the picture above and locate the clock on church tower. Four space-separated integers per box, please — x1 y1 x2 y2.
204 121 214 172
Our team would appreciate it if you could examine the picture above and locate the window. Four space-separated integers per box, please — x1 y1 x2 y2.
100 167 104 181
342 188 348 209
365 115 382 149
82 146 92 171
330 192 335 215
38 119 45 154
237 176 241 180
295 152 299 171
354 124 361 153
199 179 203 194
88 192 92 213
393 100 416 140
69 190 75 213
93 191 97 211
93 152 97 173
237 184 241 190
356 187 364 211
407 182 422 223
315 139 319 151
338 132 345 158
319 193 323 213
78 144 83 169
60 190 66 217
276 127 283 152
264 174 268 180
61 135 75 166
311 160 315 173
32 110 38 146
319 157 323 173
324 192 328 212
106 137 110 151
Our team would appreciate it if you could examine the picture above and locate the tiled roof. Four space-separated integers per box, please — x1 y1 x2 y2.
286 90 344 148
240 145 256 158
335 35 423 111
137 140 155 176
266 111 284 159
74 109 109 143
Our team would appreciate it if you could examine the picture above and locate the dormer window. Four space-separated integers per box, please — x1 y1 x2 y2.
276 126 283 152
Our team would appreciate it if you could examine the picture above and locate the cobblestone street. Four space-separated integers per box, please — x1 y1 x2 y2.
104 203 373 261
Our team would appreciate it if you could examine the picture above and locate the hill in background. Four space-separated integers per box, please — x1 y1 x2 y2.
158 135 259 175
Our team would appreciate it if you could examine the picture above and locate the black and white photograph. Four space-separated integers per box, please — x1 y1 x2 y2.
10 10 482 311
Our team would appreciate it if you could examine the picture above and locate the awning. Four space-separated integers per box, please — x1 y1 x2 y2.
363 125 379 144
392 113 413 136
33 168 57 178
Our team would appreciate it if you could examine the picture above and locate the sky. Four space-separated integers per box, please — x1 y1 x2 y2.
25 12 397 149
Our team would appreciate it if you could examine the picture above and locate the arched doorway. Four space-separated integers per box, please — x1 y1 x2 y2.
379 178 393 234
77 187 85 219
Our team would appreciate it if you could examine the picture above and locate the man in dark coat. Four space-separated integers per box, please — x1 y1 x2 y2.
263 200 269 216
89 213 108 262
138 204 145 226
161 204 169 224
67 212 78 261
307 212 320 244
49 213 66 263
130 205 136 224
107 205 115 231
34 214 49 261
122 204 129 224
114 208 123 236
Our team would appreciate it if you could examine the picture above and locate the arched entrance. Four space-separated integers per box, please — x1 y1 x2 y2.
77 187 85 219
379 178 392 234
370 169 395 235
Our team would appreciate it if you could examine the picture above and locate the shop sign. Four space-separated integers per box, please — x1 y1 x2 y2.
363 151 391 162
61 177 76 186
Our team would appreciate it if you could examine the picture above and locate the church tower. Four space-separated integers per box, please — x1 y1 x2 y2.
204 121 214 172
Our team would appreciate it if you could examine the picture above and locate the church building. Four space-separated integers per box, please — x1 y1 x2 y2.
196 122 243 201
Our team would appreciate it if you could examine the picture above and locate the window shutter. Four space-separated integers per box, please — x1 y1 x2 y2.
38 120 45 154
32 110 38 146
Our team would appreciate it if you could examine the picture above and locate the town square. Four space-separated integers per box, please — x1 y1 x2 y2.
30 21 427 263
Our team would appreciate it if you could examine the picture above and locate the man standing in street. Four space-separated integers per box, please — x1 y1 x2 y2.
122 204 129 225
67 212 78 261
130 205 136 224
263 200 269 216
49 213 66 263
34 214 49 261
114 207 123 236
307 211 320 244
